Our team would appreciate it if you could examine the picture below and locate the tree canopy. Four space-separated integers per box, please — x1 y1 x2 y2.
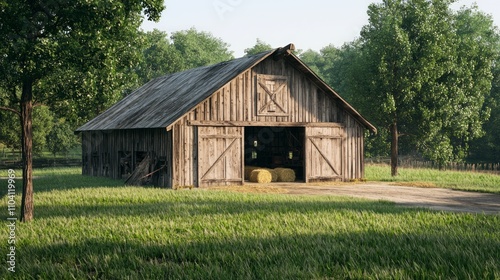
297 1 500 171
170 28 234 71
0 0 165 222
136 28 234 84
303 0 499 174
244 39 273 56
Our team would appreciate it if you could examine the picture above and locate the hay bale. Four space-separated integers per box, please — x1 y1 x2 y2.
249 169 272 183
244 166 259 180
274 168 296 182
264 168 278 182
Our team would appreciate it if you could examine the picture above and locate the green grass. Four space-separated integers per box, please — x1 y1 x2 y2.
1 146 81 161
1 167 499 279
366 164 500 193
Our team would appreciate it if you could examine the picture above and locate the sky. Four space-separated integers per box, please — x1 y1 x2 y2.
141 0 500 57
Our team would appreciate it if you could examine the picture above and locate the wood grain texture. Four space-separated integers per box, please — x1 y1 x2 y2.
79 46 373 187
81 128 171 187
77 50 376 134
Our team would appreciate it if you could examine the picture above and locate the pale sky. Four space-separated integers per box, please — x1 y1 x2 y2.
141 0 500 57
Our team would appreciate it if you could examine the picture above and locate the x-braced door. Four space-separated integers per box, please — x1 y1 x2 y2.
305 126 344 182
256 75 289 117
197 126 243 187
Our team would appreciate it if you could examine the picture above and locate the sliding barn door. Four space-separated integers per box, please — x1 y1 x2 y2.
305 126 344 182
197 127 244 187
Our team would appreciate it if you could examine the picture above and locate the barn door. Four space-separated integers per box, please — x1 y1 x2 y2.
197 127 244 187
256 75 289 117
305 126 344 182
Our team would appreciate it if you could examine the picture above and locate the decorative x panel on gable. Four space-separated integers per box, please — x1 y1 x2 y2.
256 74 289 117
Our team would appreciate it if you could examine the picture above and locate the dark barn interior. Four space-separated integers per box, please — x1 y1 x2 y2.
244 127 305 181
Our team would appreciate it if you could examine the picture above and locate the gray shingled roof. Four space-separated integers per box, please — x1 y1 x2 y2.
76 48 376 133
76 50 273 131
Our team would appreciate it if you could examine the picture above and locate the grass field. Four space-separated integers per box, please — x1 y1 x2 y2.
0 167 499 279
366 164 500 193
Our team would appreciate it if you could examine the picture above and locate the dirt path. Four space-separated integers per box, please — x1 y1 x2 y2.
237 182 500 214
281 182 500 214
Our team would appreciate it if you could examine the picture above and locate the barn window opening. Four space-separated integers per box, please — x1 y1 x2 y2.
119 151 132 177
244 126 304 181
252 151 258 159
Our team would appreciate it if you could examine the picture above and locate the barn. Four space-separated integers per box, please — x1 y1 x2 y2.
76 44 376 188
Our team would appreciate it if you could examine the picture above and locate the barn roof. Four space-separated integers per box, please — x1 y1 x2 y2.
77 45 376 133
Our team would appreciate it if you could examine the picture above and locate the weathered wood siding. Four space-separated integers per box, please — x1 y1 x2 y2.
171 56 367 186
81 128 172 187
305 126 344 182
345 114 365 180
171 118 195 187
187 57 342 124
197 126 244 187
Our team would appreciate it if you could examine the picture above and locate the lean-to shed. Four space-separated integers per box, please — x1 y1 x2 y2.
76 44 376 187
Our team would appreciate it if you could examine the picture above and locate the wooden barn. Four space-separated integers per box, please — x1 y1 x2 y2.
76 44 376 188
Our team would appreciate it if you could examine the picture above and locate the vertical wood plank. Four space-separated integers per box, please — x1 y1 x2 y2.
83 54 368 187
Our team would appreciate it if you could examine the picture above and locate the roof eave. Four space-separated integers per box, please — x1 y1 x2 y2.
285 53 377 134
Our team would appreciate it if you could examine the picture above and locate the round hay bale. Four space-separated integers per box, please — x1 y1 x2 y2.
249 169 272 183
274 168 296 182
244 166 259 180
264 168 278 182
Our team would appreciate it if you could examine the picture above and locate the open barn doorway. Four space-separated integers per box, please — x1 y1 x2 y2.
244 126 305 181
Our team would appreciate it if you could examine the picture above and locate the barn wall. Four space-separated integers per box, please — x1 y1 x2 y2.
81 128 172 187
344 114 366 180
171 118 196 187
170 56 367 187
189 57 342 124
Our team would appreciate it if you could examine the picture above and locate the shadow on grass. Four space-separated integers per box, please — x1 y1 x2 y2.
31 196 407 220
399 193 500 215
10 230 499 279
0 173 127 198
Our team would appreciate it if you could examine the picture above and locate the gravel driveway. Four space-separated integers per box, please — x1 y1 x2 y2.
279 182 500 214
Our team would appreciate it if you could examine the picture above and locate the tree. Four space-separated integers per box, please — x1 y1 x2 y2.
169 28 234 71
46 119 79 157
31 106 54 155
299 49 324 77
0 0 164 222
300 43 365 102
357 0 498 175
135 28 234 84
469 40 500 162
244 39 273 56
136 29 178 84
0 103 54 154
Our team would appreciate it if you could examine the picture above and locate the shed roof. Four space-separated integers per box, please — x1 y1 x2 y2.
76 46 376 133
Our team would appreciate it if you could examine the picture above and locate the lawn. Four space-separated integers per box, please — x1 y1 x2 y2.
366 164 500 194
0 167 499 279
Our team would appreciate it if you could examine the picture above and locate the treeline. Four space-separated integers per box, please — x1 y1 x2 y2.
1 1 499 166
0 27 277 156
0 28 235 155
244 2 500 166
299 2 500 168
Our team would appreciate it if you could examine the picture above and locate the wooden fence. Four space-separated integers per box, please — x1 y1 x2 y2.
0 158 82 169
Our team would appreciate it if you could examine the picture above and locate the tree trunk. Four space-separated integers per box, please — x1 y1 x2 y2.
391 122 398 177
20 80 34 222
